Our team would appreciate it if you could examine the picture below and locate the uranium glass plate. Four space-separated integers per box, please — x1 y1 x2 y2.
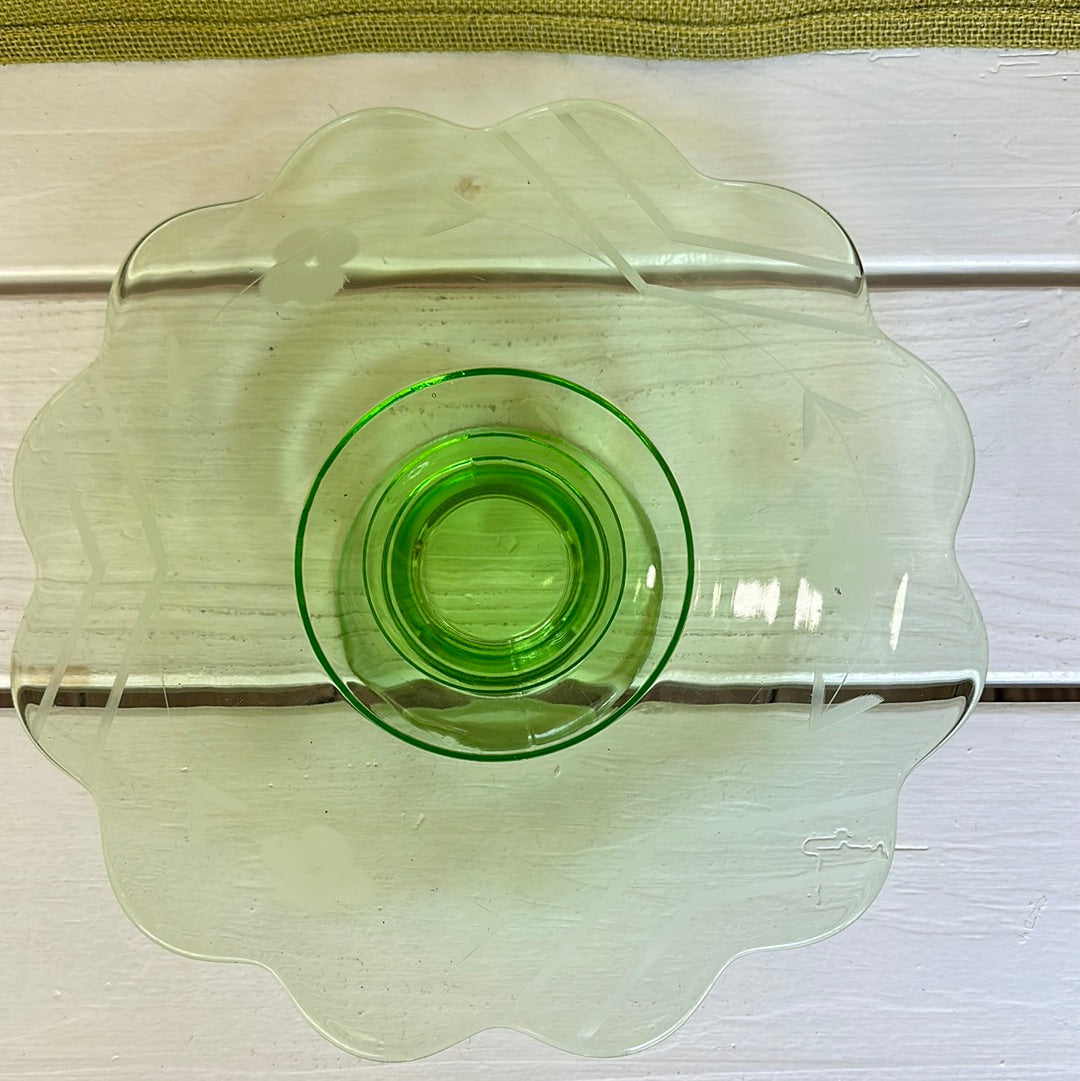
11 101 987 1060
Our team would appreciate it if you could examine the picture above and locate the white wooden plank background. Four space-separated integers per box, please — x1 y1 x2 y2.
2 704 1075 1079
1 51 1080 285
1 49 1078 1079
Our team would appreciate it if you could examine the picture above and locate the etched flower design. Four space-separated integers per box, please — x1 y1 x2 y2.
11 102 985 1061
259 226 357 305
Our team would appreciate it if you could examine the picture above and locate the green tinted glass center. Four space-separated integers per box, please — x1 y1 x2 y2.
417 494 572 644
300 367 692 761
357 429 626 696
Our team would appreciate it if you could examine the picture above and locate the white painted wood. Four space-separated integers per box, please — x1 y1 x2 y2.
1 703 1075 1078
871 288 1080 684
1 51 1079 284
2 288 1076 683
1 47 1075 1081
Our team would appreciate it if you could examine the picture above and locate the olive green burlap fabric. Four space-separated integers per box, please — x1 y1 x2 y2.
2 1 1077 64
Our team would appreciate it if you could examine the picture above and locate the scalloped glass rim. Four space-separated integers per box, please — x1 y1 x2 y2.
271 99 869 273
10 98 986 1062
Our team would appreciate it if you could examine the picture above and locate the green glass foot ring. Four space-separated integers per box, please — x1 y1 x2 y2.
296 369 693 760
358 431 626 695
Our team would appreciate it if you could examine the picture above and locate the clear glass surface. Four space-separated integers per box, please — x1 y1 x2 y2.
11 100 987 1059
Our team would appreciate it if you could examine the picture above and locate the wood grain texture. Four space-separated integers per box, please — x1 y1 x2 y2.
1 51 1079 284
2 288 1076 683
1 703 1075 1078
870 288 1080 684
1 50 1076 1079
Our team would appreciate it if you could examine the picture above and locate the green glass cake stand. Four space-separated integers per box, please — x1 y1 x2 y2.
11 100 987 1060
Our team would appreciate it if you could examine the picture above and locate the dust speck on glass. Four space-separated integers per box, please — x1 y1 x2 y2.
11 101 986 1061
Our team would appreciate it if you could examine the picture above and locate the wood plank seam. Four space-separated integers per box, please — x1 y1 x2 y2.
5 268 1080 296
